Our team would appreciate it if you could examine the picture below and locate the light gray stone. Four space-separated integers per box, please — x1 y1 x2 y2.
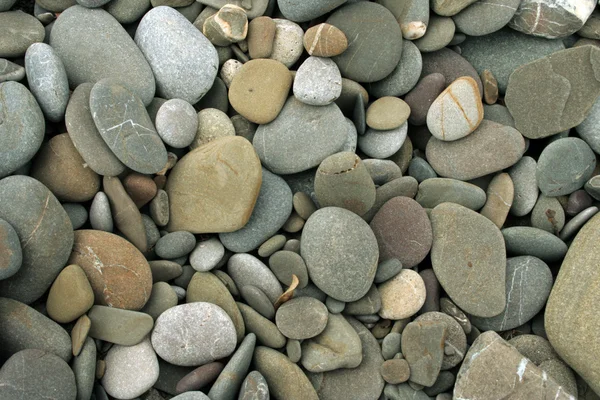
293 56 342 106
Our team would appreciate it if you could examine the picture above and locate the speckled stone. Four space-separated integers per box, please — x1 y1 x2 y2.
508 156 539 216
367 40 422 98
0 58 25 82
269 19 304 68
502 227 568 263
189 238 225 272
89 191 113 232
378 269 427 320
293 56 342 106
480 173 514 229
191 108 235 149
276 297 328 340
303 23 348 57
413 15 455 52
358 123 408 159
401 320 446 386
228 253 283 303
531 195 565 234
0 11 45 58
453 0 520 37
269 250 309 289
156 99 198 148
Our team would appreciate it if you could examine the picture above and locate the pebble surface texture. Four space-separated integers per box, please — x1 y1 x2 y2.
1 1 600 399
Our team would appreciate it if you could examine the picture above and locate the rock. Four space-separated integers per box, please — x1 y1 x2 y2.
508 156 539 216
0 176 73 304
401 320 446 386
483 104 515 127
166 136 262 233
303 23 348 57
327 2 402 82
366 97 411 130
248 16 276 59
72 336 96 400
415 312 467 370
577 95 600 154
149 260 183 283
405 73 446 126
502 227 568 263
0 219 21 280
382 332 402 360
293 56 342 106
268 250 309 289
454 331 575 399
0 58 25 82
237 302 286 349
358 123 408 159
135 6 218 103
269 19 304 68
50 6 155 105
253 97 346 175
0 297 72 362
46 264 94 324
538 359 578 398
426 120 525 180
105 0 150 24
427 77 483 141
480 173 514 228
378 269 426 320
481 69 499 104
546 212 600 393
413 15 455 52
122 172 157 209
370 196 432 268
239 371 269 400
508 334 559 365
156 99 198 148
276 297 328 340
228 254 283 303
203 4 248 46
416 178 487 210
152 302 237 366
0 11 44 58
431 202 506 318
277 0 344 22
421 48 484 96
559 206 600 240
453 0 521 37
150 189 169 227
363 159 403 185
87 305 153 346
220 168 292 253
0 0 16 12
0 349 76 399
374 259 403 284
509 0 595 39
175 362 224 393
301 207 379 302
63 203 88 230
367 40 422 98
69 230 152 310
531 195 565 233
506 45 600 139
208 334 256 400
141 282 178 320
191 108 235 149
0 82 45 179
102 338 159 399
431 0 477 16
155 231 196 259
190 238 224 272
566 190 593 216
241 285 274 319
585 176 600 200
24 43 69 122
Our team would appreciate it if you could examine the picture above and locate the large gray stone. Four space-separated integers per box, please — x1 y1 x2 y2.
0 11 44 58
228 253 283 303
453 0 521 37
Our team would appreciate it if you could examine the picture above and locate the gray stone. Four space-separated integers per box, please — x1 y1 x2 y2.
0 58 25 82
135 6 218 104
502 226 568 263
0 82 45 178
0 176 73 304
440 297 471 335
220 168 293 253
531 195 565 234
155 231 196 259
0 0 16 11
416 178 487 210
409 157 437 183
238 302 286 349
208 334 256 400
190 237 225 272
363 159 402 185
301 207 379 302
89 191 113 232
149 189 169 227
576 95 600 154
276 297 328 340
453 0 520 36
63 203 88 230
382 332 402 360
413 15 455 52
293 56 342 106
415 312 467 370
156 99 198 148
344 284 381 315
0 218 21 280
471 256 553 332
228 253 283 303
50 6 155 105
238 371 269 400
278 0 345 22
88 306 153 346
241 286 274 319
141 282 178 320
72 337 96 400
152 302 237 366
253 97 347 175
90 79 168 174
358 123 408 159
538 359 578 398
268 250 309 289
508 156 539 216
258 235 286 258
585 175 600 200
325 297 345 314
0 11 45 58
508 334 559 365
105 0 150 24
374 258 403 284
172 392 212 400
401 320 446 386
421 48 484 96
367 40 422 97
483 104 515 127
559 206 599 241
536 137 596 196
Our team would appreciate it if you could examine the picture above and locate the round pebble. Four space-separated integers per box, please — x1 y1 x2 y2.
276 297 329 340
0 218 22 280
156 99 198 148
378 269 426 320
293 56 342 106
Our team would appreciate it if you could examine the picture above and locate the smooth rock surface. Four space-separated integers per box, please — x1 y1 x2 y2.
378 269 426 320
293 56 342 106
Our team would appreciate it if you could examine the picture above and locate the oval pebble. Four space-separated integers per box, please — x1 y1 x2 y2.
228 253 283 303
416 178 487 210
293 56 342 106
367 40 422 98
276 297 329 340
378 269 426 320
268 250 309 289
155 231 197 259
156 99 198 148
89 191 113 232
0 218 22 280
190 237 225 272
502 226 568 263
0 11 45 58
358 123 408 159
269 18 304 67
303 23 348 57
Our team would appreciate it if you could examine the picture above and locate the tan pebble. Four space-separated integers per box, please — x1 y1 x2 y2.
72 314 91 357
366 96 411 130
46 264 94 324
481 69 498 105
248 16 276 59
282 211 304 233
303 23 348 57
378 269 426 320
480 173 514 229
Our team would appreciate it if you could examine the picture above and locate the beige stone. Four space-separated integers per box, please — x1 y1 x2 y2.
247 16 276 59
378 269 426 320
303 23 348 57
47 264 94 323
480 173 514 229
366 97 411 130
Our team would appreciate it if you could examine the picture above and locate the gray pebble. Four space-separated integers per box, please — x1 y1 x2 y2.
142 214 160 249
293 56 342 106
286 339 302 363
585 175 600 200
374 258 403 284
268 250 309 289
0 58 25 82
508 156 539 216
190 237 225 272
105 0 151 24
362 159 403 186
171 285 186 301
367 40 422 97
358 123 408 159
150 189 169 227
208 333 256 400
559 206 599 241
283 239 301 253
156 99 198 148
344 284 381 315
341 117 358 153
241 285 275 320
502 227 568 263
0 218 22 280
62 203 88 230
416 178 487 210
0 11 45 58
155 231 197 259
382 332 402 360
325 297 346 314
257 235 287 258
72 337 96 400
409 157 437 183
238 370 269 400
531 195 565 234
228 253 283 303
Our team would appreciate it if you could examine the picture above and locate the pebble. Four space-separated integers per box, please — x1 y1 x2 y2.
453 0 520 37
483 104 515 127
203 4 248 47
401 320 446 386
87 305 153 345
228 253 283 303
358 123 408 159
405 73 446 126
416 178 487 210
374 258 403 284
480 173 514 228
420 268 441 314
439 298 471 335
367 41 422 98
0 218 22 280
559 206 599 241
175 362 224 393
141 282 178 320
508 156 539 216
237 302 286 349
241 286 274 319
156 99 198 148
586 175 600 200
293 56 342 106
46 264 94 324
238 370 269 400
103 177 147 252
220 59 243 88
566 189 593 216
155 231 196 259
413 15 455 53
381 358 411 384
531 195 565 234
248 16 276 59
276 296 328 339
191 108 234 149
269 19 304 68
421 48 484 95
105 0 150 24
576 95 600 154
269 250 309 289
72 337 96 400
189 237 225 272
378 269 426 320
63 203 88 230
208 333 256 400
257 235 286 258
363 159 402 185
415 311 467 370
303 23 347 57
149 259 183 282
367 97 411 130
0 11 44 58
344 284 381 315
502 227 568 263
481 69 499 104
0 58 25 82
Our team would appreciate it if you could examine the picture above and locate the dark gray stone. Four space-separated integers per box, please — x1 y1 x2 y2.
502 226 568 263
453 0 520 36
367 40 422 97
155 231 197 259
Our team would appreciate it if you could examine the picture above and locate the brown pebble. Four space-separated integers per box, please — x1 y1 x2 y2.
175 362 225 393
96 359 106 379
303 23 348 57
292 192 317 220
481 69 498 105
405 73 446 126
46 264 94 324
381 358 410 384
565 189 593 216
71 314 91 357
154 175 167 191
247 16 276 59
282 211 304 233
123 172 158 208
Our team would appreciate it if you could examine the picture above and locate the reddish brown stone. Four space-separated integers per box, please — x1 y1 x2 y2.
175 362 225 393
123 172 157 208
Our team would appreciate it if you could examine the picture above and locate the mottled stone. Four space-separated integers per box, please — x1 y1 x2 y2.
303 23 348 57
247 16 276 59
0 11 44 58
421 48 484 95
269 19 304 68
238 371 269 400
531 195 565 233
453 0 521 37
401 320 446 386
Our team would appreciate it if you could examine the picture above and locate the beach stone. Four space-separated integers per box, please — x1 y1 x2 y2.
0 176 73 304
327 2 402 82
228 253 282 303
0 297 72 362
363 176 419 221
0 0 15 11
483 104 515 127
481 69 499 104
152 302 237 366
156 99 198 148
416 178 487 210
0 219 21 280
190 238 225 272
229 59 291 125
248 16 276 59
480 173 514 228
135 6 218 103
577 95 600 153
72 336 95 400
439 297 471 335
401 320 446 386
192 108 234 150
453 0 521 36
0 11 44 58
220 168 292 253
508 334 559 365
102 338 159 399
508 156 539 216
363 159 403 185
370 197 432 268
141 282 178 320
413 15 455 52
432 0 477 16
427 77 483 141
506 45 600 139
269 19 304 68
367 97 411 130
166 136 262 233
155 231 196 259
0 58 25 82
203 4 248 46
63 203 88 230
344 284 381 315
585 176 600 200
431 202 506 318
405 73 446 126
253 97 346 175
536 137 596 196
420 268 441 314
566 190 593 216
293 56 342 106
374 259 403 284
301 207 379 302
241 286 274 319
0 349 76 400
149 260 183 282
208 334 256 400
314 152 376 217
276 297 328 340
258 235 286 258
122 172 156 208
0 82 45 179
105 0 150 24
238 371 269 400
268 250 309 289
303 23 347 57
421 48 484 96
427 119 525 180
293 192 317 220
367 41 422 98
175 362 224 393
509 0 595 39
531 195 565 233
30 133 100 202
471 256 553 332
378 269 426 320
454 331 575 399
69 230 152 310
46 264 94 324
278 0 345 22
502 226 568 263
359 123 408 159
24 43 69 122
415 312 467 370
579 9 600 39
87 305 153 345
238 302 286 349
382 332 402 360
539 359 578 397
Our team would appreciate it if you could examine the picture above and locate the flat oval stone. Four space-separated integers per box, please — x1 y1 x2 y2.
46 264 94 324
141 282 178 320
239 370 269 400
152 302 237 366
405 73 447 126
0 11 45 58
431 202 506 318
358 123 408 159
293 56 342 106
413 15 455 52
560 206 599 241
576 95 600 154
241 286 274 319
0 81 45 178
536 137 596 197
415 311 467 370
220 168 293 253
135 6 218 103
189 238 224 272
426 119 525 181
327 2 402 82
0 58 25 82
268 250 309 289
471 256 552 332
501 226 568 263
69 230 153 310
453 0 520 37
237 302 286 349
0 218 21 280
90 79 167 174
156 99 198 148
480 173 514 229
531 195 565 234
301 207 379 302
63 203 88 230
508 156 539 216
247 16 276 59
155 231 196 259
303 23 348 57
366 97 411 130
50 5 155 105
253 97 346 175
427 77 484 141
278 0 345 22
367 40 422 98
370 196 432 268
228 253 283 303
166 136 262 233
0 176 73 304
276 297 328 340
378 269 427 320
269 19 304 68
416 178 487 210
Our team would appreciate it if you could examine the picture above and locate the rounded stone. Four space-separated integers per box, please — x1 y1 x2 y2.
268 250 309 289
72 336 95 400
367 40 422 98
0 58 25 82
0 11 45 58
0 218 22 280
156 99 198 148
531 195 565 234
413 15 455 52
367 97 411 130
89 191 113 232
480 173 514 229
370 196 432 268
405 73 447 126
152 302 237 366
327 2 403 82
46 264 94 324
415 311 467 370
155 231 197 259
227 253 283 303
141 282 178 320
135 6 218 104
241 286 275 319
453 0 521 37
358 123 408 159
409 157 437 183
293 56 342 106
576 96 600 154
416 178 487 210
63 203 88 230
303 23 348 57
378 269 427 320
191 108 235 149
501 227 568 263
189 238 225 272
269 19 304 68
381 358 411 384
0 81 45 179
301 207 379 302
30 133 101 202
508 156 539 217
105 0 150 24
68 230 153 310
536 137 596 197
